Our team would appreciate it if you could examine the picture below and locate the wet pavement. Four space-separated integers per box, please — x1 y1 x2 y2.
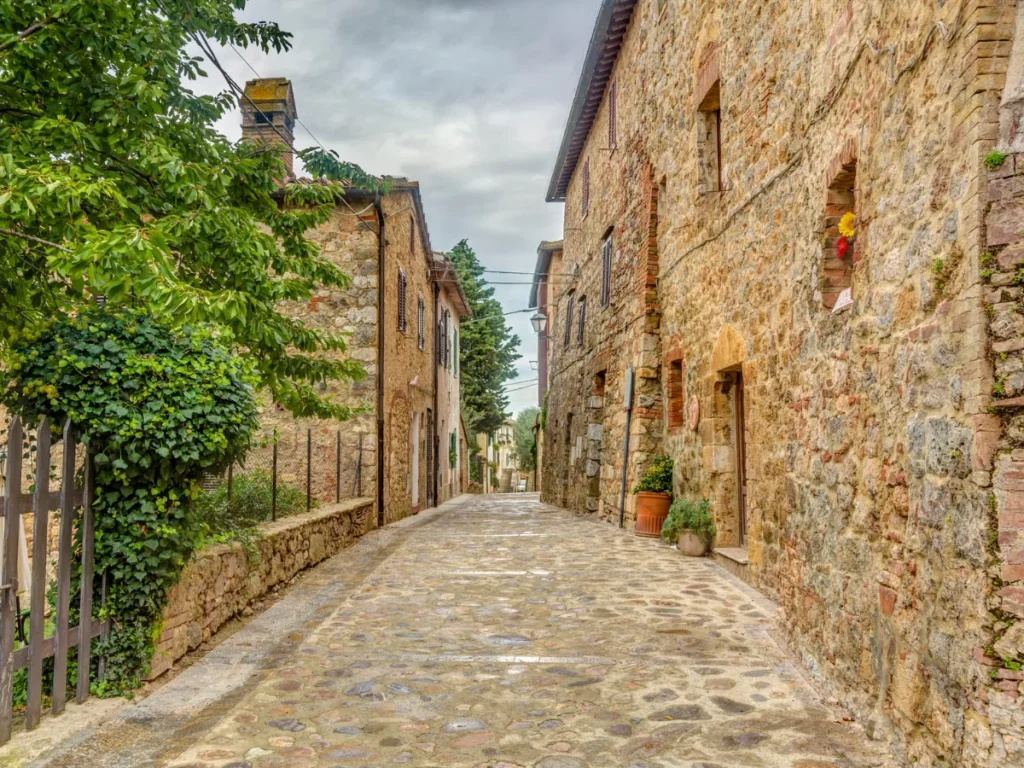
32 494 894 767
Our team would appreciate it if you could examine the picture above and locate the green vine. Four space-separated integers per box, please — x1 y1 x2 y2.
0 307 258 694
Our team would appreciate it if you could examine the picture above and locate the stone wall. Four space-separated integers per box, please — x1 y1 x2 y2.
982 148 1024 764
542 0 1023 763
150 498 372 679
257 191 380 514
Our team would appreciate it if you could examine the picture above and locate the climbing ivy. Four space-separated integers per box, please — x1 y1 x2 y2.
0 307 259 693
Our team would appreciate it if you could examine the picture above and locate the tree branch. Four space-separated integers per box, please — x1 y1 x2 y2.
0 17 60 52
0 228 72 253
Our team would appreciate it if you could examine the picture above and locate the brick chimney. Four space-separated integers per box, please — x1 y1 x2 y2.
240 78 297 180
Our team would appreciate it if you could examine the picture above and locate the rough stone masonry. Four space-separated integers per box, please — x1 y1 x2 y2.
540 0 1024 765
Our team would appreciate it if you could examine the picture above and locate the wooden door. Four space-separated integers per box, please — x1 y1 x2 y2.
734 372 748 546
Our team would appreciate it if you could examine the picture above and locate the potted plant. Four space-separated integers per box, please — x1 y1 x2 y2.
661 498 716 556
632 455 673 538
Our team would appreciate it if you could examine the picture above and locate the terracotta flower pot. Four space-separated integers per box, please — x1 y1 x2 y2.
634 492 671 538
677 530 709 557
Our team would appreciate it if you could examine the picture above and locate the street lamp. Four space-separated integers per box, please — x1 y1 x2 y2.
530 312 548 334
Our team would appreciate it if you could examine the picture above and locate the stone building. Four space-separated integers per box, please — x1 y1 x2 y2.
242 78 466 525
432 253 472 504
538 0 1024 764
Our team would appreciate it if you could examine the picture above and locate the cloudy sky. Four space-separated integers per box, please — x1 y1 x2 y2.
197 0 598 416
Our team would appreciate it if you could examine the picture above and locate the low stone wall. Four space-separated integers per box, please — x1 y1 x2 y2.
148 498 373 679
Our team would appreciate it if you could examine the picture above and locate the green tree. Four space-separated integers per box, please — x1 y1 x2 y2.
0 0 382 419
512 407 540 472
449 240 520 434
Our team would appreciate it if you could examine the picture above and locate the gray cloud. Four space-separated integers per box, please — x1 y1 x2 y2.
199 0 595 415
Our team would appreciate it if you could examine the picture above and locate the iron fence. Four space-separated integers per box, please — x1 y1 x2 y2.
208 428 371 522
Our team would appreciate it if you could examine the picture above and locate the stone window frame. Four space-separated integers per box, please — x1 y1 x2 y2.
398 268 408 334
417 295 425 350
576 295 587 347
600 231 613 309
820 138 858 311
564 291 575 349
608 81 618 149
665 352 685 430
581 158 591 219
695 43 723 197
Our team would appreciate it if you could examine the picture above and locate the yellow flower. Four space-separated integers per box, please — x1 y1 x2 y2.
838 212 856 238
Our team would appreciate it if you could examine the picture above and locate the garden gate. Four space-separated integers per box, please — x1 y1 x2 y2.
0 416 108 744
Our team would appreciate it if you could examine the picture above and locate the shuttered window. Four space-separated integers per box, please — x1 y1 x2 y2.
601 234 613 308
398 269 407 333
576 295 586 346
564 292 574 348
417 295 425 350
454 329 459 376
608 82 617 148
445 311 452 369
581 159 590 218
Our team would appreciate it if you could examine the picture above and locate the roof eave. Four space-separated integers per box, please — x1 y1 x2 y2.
545 0 638 203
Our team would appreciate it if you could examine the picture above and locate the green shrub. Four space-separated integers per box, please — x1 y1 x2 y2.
661 498 716 546
984 150 1009 170
633 455 674 495
194 470 307 540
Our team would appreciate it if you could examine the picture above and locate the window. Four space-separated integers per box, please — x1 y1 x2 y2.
398 269 407 333
576 295 586 346
454 329 459 376
410 216 416 254
822 144 857 311
417 296 425 350
444 310 452 369
593 370 606 397
564 292 575 348
608 82 617 149
695 44 722 196
667 358 684 428
581 158 590 218
697 80 722 195
600 234 613 308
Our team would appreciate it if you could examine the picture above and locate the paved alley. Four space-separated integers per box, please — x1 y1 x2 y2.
35 495 893 768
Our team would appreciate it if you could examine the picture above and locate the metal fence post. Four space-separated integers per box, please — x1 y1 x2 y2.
272 441 278 522
306 428 312 515
336 431 341 504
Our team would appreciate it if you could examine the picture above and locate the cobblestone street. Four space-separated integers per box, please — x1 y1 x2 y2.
37 494 893 768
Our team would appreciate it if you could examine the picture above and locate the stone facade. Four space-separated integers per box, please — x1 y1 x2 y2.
242 79 467 525
150 498 373 679
433 255 471 504
539 0 1024 764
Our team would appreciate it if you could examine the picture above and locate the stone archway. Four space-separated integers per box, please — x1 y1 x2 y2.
709 325 748 548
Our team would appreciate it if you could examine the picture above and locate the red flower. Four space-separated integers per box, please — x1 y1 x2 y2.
837 236 849 260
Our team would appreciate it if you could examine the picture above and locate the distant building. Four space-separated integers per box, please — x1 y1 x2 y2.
241 78 466 523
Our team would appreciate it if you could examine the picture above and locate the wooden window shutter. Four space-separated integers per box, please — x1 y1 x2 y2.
582 159 590 218
601 235 612 308
417 295 425 350
564 293 574 348
608 82 617 148
398 269 407 333
576 296 586 346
